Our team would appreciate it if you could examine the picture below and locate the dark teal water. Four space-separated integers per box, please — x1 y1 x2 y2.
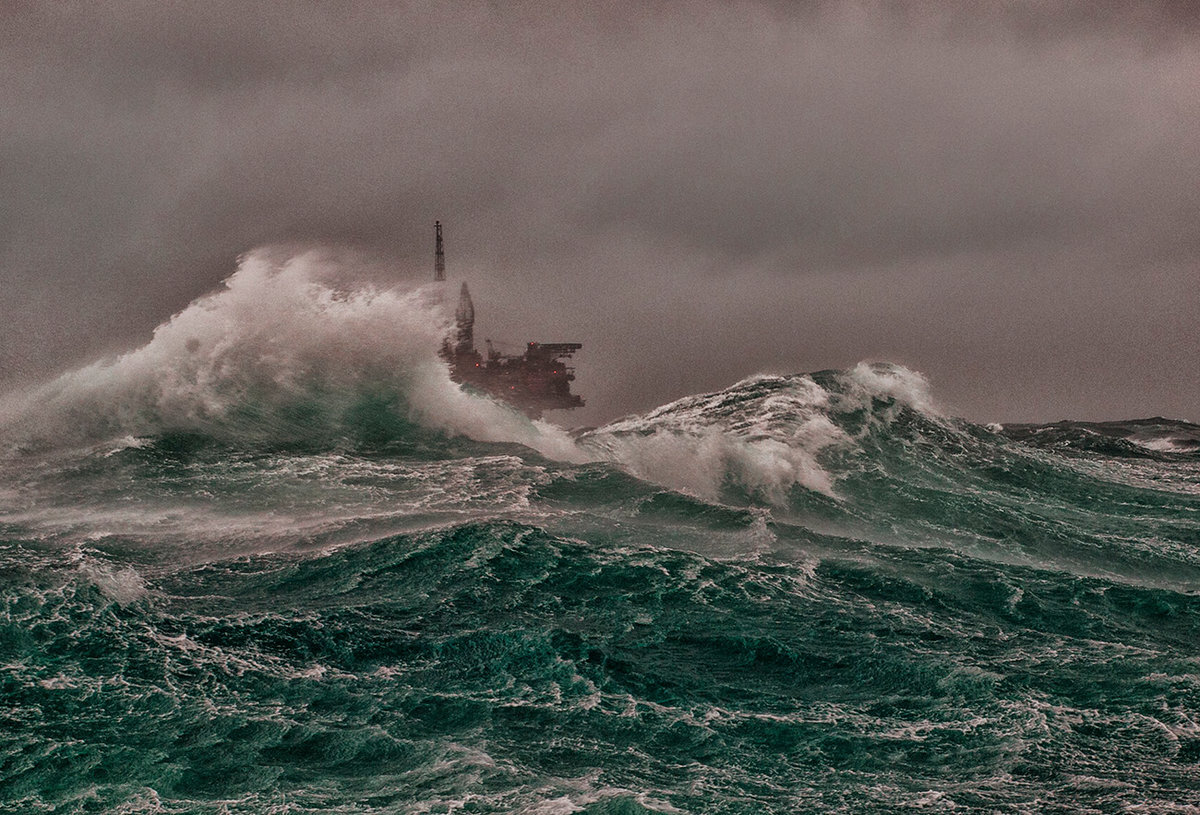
2 261 1198 812
2 364 1198 814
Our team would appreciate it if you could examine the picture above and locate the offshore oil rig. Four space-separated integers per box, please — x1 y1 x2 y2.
435 222 584 418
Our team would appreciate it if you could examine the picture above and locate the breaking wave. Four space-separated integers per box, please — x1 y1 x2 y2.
579 363 939 504
0 250 581 460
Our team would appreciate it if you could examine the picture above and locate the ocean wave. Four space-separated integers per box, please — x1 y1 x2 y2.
0 249 581 462
577 362 947 507
4 519 1199 812
1002 418 1200 460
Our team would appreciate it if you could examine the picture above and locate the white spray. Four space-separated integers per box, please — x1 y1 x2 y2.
0 250 582 459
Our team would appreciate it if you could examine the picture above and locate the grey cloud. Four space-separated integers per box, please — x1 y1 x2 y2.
2 1 1198 423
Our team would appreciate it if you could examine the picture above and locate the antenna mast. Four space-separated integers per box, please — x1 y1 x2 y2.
434 220 445 281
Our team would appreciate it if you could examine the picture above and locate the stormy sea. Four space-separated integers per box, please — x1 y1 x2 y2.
2 253 1198 814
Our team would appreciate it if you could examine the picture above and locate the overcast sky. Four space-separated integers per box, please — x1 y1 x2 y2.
3 1 1198 425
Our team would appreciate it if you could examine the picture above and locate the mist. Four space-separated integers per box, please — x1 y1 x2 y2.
3 1 1198 425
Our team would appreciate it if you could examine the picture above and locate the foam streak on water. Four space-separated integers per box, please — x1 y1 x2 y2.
1 252 1199 813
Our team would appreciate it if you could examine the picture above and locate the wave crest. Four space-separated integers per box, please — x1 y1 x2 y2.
0 250 579 458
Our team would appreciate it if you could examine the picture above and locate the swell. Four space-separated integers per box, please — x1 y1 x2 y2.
1002 417 1200 459
570 365 1200 586
4 520 1199 812
4 353 1198 593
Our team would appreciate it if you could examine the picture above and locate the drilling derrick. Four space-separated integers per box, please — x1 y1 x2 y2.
434 220 445 281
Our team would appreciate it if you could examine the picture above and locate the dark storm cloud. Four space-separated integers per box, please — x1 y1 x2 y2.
2 1 1198 422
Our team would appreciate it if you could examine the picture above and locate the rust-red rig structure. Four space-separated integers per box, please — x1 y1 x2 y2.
435 221 584 419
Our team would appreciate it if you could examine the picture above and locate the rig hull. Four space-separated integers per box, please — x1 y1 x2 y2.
444 341 584 419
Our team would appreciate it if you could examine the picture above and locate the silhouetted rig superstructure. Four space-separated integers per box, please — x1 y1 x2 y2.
435 222 584 418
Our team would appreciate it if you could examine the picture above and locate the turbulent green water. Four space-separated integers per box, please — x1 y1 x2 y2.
2 256 1199 813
